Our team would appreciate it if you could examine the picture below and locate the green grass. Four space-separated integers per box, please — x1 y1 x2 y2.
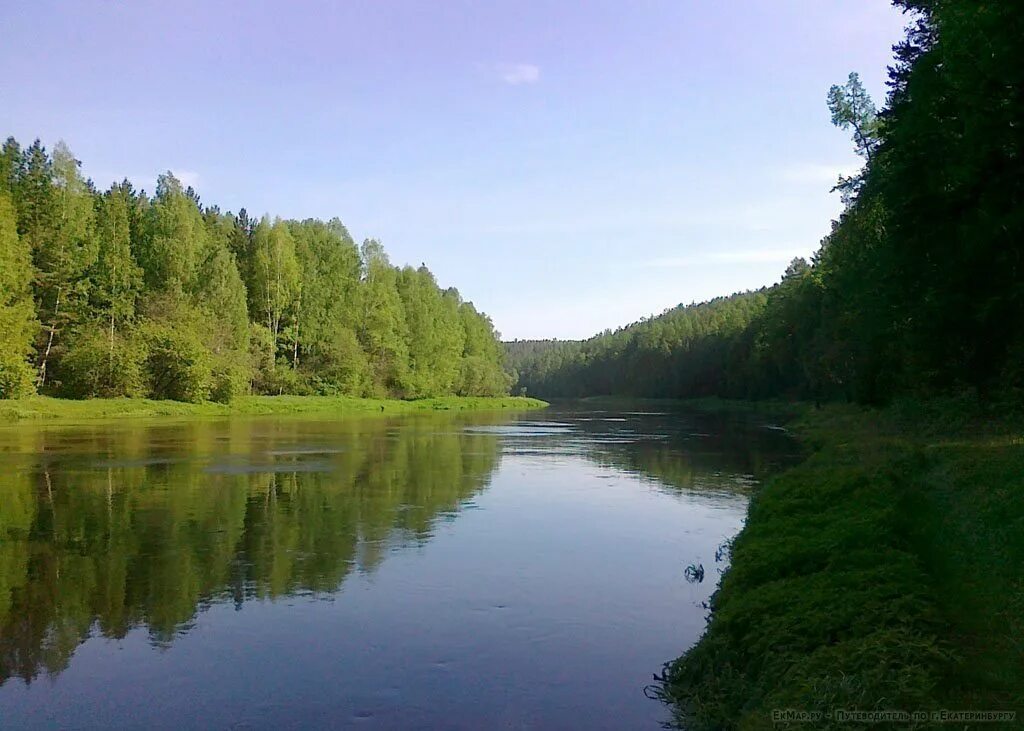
657 401 1024 729
0 394 548 423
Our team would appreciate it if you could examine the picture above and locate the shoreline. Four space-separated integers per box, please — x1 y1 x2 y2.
0 395 549 424
657 400 1024 729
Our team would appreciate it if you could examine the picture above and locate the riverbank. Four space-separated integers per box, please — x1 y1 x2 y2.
658 399 1024 729
0 395 548 423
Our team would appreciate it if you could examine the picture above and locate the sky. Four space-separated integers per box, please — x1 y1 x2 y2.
0 0 908 340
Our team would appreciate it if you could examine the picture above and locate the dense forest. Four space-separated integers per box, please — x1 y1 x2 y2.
0 145 510 402
510 0 1024 406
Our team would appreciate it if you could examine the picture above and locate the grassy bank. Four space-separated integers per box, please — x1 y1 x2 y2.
0 394 548 423
658 400 1024 729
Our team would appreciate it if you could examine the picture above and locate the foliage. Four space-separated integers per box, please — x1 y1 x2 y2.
209 355 251 404
0 395 547 423
141 321 214 403
58 328 147 398
509 1 1024 409
457 300 511 396
507 292 768 399
0 193 36 397
827 72 880 204
0 353 35 400
655 403 1024 729
0 138 509 402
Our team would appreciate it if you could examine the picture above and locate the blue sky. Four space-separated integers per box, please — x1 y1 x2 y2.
0 0 907 340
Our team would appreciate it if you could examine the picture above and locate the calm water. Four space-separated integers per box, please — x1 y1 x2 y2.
0 404 796 730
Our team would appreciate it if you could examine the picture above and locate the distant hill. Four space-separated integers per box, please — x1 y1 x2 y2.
503 290 769 399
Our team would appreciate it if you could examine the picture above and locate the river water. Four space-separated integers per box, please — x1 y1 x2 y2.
0 403 796 729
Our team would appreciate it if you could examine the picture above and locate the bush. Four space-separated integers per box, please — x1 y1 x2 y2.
210 356 250 403
142 324 213 403
253 364 312 396
58 328 147 398
0 297 39 399
305 328 370 396
0 352 35 399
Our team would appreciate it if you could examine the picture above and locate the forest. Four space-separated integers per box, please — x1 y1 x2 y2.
509 0 1024 408
0 146 510 403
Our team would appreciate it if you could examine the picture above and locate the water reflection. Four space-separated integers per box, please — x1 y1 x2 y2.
0 415 502 684
0 405 798 729
501 405 796 495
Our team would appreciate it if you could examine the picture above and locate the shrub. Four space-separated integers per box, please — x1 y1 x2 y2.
142 324 213 403
306 328 370 396
0 296 39 399
59 328 147 398
0 352 35 399
210 356 251 403
254 365 312 396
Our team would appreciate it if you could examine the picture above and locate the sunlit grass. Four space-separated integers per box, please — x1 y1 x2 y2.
0 395 548 423
656 401 1024 729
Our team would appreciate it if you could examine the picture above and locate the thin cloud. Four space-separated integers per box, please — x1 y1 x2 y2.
497 63 540 85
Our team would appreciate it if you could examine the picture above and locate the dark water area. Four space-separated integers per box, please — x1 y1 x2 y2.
0 403 797 729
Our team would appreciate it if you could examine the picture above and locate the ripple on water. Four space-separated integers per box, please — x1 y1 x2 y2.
264 448 344 456
463 424 574 436
204 460 334 474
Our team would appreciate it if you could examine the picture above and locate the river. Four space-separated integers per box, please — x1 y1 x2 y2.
0 403 796 729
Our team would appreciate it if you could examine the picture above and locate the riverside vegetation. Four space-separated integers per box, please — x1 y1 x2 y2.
0 143 512 405
0 394 546 423
2 0 1021 726
652 399 1024 728
508 2 1024 727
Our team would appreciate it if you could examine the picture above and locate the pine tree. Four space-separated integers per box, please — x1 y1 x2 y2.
0 137 22 197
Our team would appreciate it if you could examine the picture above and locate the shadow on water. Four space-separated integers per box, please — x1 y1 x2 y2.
501 401 799 496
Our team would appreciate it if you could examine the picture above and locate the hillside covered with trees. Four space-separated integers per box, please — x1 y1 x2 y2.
0 144 510 402
510 0 1024 407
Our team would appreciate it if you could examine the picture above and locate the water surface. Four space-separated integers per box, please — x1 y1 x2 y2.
0 403 796 729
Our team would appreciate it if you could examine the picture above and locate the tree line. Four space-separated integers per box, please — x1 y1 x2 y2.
0 144 510 402
509 1 1024 405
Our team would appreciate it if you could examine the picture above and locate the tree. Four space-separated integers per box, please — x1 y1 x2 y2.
92 183 143 357
827 72 880 204
457 300 509 396
0 193 37 397
0 135 511 402
0 138 22 197
33 141 98 387
138 173 206 295
251 217 300 363
358 240 410 395
397 265 464 397
289 218 365 389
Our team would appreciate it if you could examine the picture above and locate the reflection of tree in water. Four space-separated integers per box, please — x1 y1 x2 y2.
526 409 800 495
0 416 501 684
